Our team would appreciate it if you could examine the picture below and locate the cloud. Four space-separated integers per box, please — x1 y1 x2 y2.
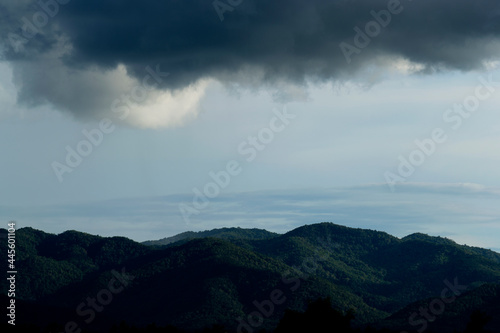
125 79 211 129
3 183 500 250
2 0 500 126
5 36 208 127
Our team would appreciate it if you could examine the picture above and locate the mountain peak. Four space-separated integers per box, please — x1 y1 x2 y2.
142 226 279 246
402 233 457 246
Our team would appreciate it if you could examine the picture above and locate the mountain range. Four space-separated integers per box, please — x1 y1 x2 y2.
1 223 499 332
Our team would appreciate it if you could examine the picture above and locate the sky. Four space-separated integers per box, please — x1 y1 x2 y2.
1 0 500 252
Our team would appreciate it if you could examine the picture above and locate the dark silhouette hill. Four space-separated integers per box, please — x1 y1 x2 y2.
142 227 279 247
1 223 498 332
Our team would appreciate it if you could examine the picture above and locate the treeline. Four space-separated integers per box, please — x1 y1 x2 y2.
3 298 493 333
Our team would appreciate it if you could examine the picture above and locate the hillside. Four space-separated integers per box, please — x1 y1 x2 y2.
142 227 279 247
379 283 500 332
1 223 499 332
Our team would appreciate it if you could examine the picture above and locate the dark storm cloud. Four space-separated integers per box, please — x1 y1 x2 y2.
2 0 500 119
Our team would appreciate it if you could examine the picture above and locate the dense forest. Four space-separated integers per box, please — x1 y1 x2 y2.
1 223 499 332
1 297 496 333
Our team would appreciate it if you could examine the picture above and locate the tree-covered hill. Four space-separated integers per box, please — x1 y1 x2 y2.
142 227 279 247
1 223 498 332
378 283 500 332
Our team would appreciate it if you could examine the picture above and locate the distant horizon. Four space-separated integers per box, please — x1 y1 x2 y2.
5 218 499 254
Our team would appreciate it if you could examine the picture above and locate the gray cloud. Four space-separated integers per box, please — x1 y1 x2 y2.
2 0 500 124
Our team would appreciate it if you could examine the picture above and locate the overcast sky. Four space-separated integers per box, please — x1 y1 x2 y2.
1 0 499 252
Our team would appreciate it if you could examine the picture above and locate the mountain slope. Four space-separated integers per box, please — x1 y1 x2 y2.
142 227 279 247
1 223 499 332
379 283 500 333
37 237 386 330
0 227 151 300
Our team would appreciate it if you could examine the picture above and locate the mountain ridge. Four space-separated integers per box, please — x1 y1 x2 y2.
1 222 499 332
142 226 279 247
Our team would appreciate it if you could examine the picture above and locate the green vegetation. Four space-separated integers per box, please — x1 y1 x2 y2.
142 227 279 247
1 222 498 333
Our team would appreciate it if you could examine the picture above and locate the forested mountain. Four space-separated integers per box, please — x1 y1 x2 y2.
142 227 278 247
379 283 500 332
1 223 498 332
